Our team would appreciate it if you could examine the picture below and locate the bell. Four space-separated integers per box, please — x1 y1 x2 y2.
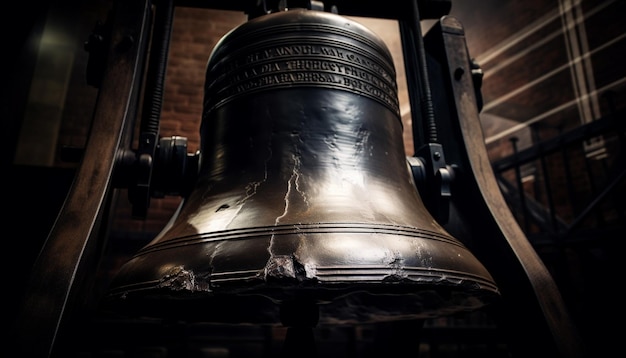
106 8 499 325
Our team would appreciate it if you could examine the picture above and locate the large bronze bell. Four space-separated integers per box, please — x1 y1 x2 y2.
106 8 499 325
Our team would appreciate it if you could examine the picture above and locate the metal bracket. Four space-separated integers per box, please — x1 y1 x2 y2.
408 144 453 224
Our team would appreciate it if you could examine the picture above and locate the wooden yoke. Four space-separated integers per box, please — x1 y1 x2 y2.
415 15 585 358
12 0 152 356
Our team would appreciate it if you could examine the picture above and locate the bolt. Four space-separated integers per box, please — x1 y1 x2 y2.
454 67 464 80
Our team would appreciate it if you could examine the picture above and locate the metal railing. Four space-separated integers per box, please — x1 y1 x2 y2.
491 104 625 248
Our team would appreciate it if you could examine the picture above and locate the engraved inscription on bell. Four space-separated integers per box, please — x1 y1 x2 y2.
206 26 400 116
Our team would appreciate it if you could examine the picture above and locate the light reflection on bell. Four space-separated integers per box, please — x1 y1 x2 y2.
106 8 499 325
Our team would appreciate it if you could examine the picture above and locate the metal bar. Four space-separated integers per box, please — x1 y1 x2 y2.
132 0 176 218
531 128 558 233
559 127 581 221
399 20 425 151
173 0 451 19
408 0 438 144
492 110 624 172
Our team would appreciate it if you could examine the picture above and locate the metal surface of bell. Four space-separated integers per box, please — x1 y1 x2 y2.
107 9 499 325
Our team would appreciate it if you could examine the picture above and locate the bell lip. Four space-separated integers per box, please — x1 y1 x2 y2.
105 224 500 324
103 278 500 325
